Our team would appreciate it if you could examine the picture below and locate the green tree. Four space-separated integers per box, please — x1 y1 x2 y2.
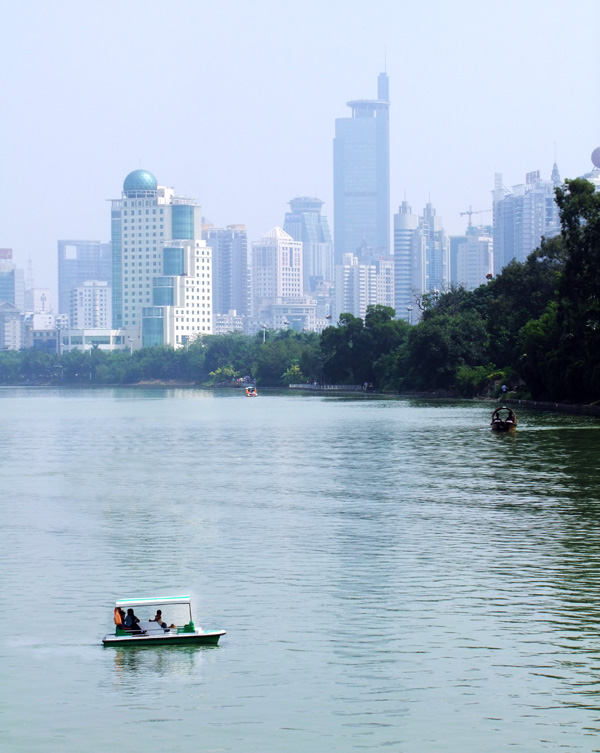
281 362 303 385
552 178 600 399
404 310 488 390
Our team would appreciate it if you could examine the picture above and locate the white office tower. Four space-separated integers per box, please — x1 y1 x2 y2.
393 201 419 321
142 239 212 347
456 232 494 290
110 169 205 332
252 228 303 317
70 281 111 328
334 253 394 321
492 168 561 275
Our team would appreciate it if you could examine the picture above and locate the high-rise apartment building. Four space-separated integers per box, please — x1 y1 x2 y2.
110 169 205 331
283 197 333 290
57 240 111 316
455 230 494 290
334 73 390 264
203 224 250 317
0 302 23 350
251 227 303 319
335 253 394 322
492 167 561 274
393 202 450 320
419 203 450 293
70 281 112 329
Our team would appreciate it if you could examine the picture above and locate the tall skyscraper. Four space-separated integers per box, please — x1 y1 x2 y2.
492 167 561 274
57 240 111 316
333 72 390 264
283 197 333 290
110 169 204 330
203 224 250 317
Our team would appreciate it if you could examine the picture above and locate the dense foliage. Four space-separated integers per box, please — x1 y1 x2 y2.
1 179 598 402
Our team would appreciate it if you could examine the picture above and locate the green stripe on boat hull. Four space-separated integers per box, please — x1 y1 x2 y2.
103 631 225 647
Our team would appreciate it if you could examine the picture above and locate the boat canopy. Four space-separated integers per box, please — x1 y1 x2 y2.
115 595 191 608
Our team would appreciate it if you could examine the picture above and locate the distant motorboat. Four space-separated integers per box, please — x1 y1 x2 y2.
246 386 257 397
490 406 517 432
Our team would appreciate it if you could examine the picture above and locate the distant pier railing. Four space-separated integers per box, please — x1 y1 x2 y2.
288 383 364 392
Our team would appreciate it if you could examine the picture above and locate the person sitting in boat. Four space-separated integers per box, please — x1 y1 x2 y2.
151 609 167 629
123 608 141 632
114 607 126 626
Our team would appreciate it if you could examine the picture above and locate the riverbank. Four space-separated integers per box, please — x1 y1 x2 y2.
505 397 600 418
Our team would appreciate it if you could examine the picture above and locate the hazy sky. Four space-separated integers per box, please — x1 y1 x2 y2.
2 0 598 299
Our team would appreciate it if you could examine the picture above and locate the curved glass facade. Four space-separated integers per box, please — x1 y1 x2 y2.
152 278 174 306
172 205 194 239
142 307 164 347
163 247 184 275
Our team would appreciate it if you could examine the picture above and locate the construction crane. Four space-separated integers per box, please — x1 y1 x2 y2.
460 206 492 229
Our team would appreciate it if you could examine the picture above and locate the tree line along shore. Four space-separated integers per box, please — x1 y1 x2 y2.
1 179 599 405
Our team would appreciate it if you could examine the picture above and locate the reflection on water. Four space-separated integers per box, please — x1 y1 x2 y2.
111 645 217 684
1 389 600 752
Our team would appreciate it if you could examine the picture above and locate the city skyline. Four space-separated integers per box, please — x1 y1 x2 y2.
1 0 599 300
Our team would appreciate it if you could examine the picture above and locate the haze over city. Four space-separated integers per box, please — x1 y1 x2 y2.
2 0 598 298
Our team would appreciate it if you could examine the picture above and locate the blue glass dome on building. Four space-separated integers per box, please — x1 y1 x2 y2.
123 169 158 197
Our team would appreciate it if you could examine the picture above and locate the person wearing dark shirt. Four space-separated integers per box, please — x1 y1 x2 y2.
123 608 141 631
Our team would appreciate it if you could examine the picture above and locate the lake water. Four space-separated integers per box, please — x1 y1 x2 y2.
2 387 600 752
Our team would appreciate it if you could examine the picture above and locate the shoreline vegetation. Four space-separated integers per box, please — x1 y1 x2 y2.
1 178 599 411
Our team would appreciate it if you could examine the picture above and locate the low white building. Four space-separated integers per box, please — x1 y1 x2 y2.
61 328 138 352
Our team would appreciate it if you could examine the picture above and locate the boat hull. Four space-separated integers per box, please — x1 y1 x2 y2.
491 422 516 432
102 630 225 647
